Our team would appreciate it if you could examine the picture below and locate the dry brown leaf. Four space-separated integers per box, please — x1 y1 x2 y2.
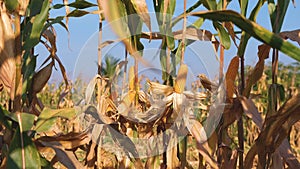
0 3 16 99
32 61 54 94
245 93 300 168
86 142 97 169
174 64 188 93
166 133 180 169
197 74 218 91
142 27 219 44
280 29 300 45
42 28 57 54
239 96 263 129
239 97 300 168
270 151 283 169
225 56 239 99
257 44 271 61
243 45 269 97
227 150 238 169
187 119 219 168
51 146 84 168
224 22 238 47
37 131 91 150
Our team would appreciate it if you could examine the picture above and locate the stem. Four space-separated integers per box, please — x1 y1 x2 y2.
272 49 278 84
238 55 245 169
97 3 102 103
180 0 187 64
121 49 128 97
14 13 25 169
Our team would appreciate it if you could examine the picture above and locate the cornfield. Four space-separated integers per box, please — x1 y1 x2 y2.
0 0 300 169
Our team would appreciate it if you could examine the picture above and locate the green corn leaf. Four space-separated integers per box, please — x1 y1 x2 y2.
239 0 249 16
23 0 50 50
7 127 41 169
4 0 18 12
201 0 217 10
67 9 90 17
213 22 231 49
188 10 300 62
68 0 97 9
34 108 77 132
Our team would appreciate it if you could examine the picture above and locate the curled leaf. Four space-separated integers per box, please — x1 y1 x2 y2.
32 61 54 94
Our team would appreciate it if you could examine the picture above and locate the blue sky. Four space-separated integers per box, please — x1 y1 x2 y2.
36 0 300 83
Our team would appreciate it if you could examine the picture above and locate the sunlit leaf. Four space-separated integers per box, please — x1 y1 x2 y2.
24 0 50 49
34 108 77 132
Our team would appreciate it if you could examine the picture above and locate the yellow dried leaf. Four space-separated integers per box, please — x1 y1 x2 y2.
147 80 173 96
128 66 135 91
18 0 29 16
174 64 188 93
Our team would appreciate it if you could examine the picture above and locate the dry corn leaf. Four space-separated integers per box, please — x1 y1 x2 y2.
243 45 269 97
51 146 83 168
240 96 300 168
280 29 300 45
32 61 54 94
186 118 219 168
0 3 15 99
18 0 30 15
174 64 188 93
245 93 300 168
257 44 271 61
86 142 97 169
224 22 238 47
166 132 180 169
37 131 91 150
147 80 173 96
225 56 239 99
42 28 57 54
197 74 218 91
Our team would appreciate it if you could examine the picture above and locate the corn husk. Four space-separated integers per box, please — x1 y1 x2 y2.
0 3 16 99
